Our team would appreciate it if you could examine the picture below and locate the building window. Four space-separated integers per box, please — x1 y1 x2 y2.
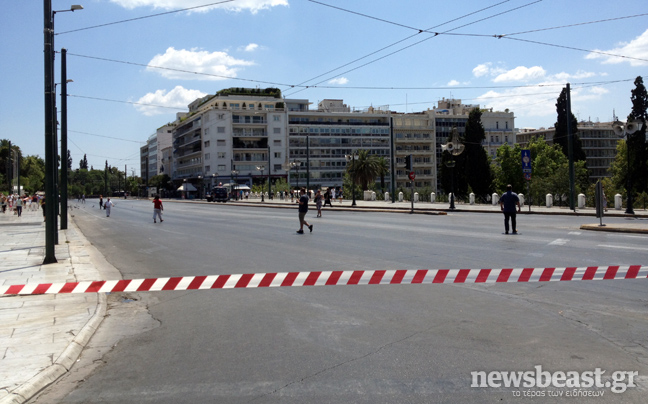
217 140 226 146
273 128 281 134
204 141 210 148
217 152 226 159
274 164 282 171
218 114 225 120
496 122 499 129
274 140 281 145
205 165 210 172
274 115 281 122
218 127 225 133
218 165 226 171
274 152 281 159
205 153 210 160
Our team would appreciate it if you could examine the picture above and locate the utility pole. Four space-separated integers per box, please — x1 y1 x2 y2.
43 0 57 263
60 48 68 229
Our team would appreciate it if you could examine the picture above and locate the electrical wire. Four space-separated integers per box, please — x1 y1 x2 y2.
284 0 542 97
68 130 146 144
56 0 236 35
68 94 183 110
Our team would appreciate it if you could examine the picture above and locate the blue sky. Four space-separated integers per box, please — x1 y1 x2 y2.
1 0 647 175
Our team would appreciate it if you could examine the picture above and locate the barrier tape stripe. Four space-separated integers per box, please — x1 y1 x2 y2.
1 265 647 296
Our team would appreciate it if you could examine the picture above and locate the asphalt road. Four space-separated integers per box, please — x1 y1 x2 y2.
33 198 648 403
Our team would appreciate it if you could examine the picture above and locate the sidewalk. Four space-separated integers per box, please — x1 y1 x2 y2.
0 210 106 404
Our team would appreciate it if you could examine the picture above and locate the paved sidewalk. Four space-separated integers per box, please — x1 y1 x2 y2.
0 210 106 404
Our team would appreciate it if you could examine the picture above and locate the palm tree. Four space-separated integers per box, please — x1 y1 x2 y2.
376 157 389 193
347 149 380 190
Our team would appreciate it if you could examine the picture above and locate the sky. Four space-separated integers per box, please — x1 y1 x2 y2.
1 0 647 176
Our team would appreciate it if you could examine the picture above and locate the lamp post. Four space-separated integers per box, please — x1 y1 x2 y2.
293 160 301 189
231 170 239 200
613 120 644 215
345 151 357 206
197 175 202 199
441 127 465 210
44 2 83 263
256 165 265 201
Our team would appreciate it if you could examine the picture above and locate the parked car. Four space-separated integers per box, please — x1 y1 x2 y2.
207 186 229 202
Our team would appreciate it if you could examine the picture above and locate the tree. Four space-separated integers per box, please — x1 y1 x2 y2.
79 154 88 170
628 76 648 194
464 108 493 198
346 149 380 191
554 87 587 162
67 150 73 170
376 157 390 193
491 143 525 195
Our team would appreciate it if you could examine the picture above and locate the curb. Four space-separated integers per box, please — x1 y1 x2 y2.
0 219 109 404
580 224 648 234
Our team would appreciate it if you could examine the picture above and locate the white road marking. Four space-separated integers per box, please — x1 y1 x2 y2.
597 244 648 252
549 238 570 246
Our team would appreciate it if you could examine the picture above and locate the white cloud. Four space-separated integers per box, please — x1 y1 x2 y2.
586 28 648 67
472 62 506 78
493 66 546 83
476 83 609 121
242 43 259 52
110 0 288 14
147 47 254 81
447 80 460 86
328 77 349 85
552 70 598 81
135 86 207 116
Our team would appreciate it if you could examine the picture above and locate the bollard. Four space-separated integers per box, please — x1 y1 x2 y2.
371 191 376 201
430 192 435 203
414 192 419 203
469 193 475 205
384 192 389 201
578 193 586 209
398 192 404 202
492 193 499 206
615 194 622 210
546 194 553 208
518 194 525 207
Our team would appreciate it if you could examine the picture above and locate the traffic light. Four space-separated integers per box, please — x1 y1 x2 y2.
404 155 412 171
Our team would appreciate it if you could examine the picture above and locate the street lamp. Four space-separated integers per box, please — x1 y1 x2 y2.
613 120 644 215
292 160 301 189
256 165 265 201
345 151 358 206
441 127 465 210
43 2 83 264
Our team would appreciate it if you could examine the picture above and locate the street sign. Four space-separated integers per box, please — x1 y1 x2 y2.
524 172 531 181
522 149 532 173
408 171 415 181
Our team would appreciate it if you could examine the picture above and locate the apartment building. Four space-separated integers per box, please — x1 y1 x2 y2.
141 90 516 196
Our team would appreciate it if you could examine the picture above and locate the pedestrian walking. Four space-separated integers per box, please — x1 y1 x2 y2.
324 189 333 207
99 195 104 210
314 189 323 217
15 195 23 217
104 198 113 217
499 184 521 234
296 188 313 234
153 195 164 223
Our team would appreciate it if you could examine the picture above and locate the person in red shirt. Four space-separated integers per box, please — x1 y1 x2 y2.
152 195 164 223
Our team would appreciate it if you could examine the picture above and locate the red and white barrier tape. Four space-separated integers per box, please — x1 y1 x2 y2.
1 266 646 296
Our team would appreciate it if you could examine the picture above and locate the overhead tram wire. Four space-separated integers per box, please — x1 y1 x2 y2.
65 53 300 88
56 0 236 35
284 0 542 97
284 0 514 96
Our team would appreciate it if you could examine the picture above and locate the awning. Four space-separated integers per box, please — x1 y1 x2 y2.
177 183 197 192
